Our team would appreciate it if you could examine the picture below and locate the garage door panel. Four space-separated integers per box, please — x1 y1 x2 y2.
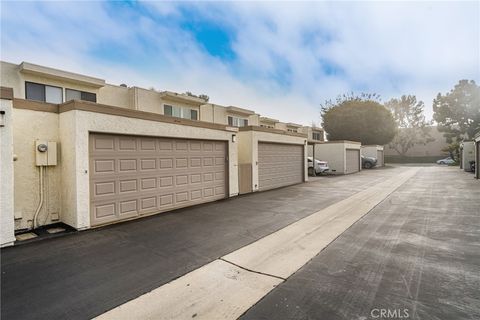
258 142 303 191
90 133 227 226
377 150 384 166
346 149 360 173
119 200 137 215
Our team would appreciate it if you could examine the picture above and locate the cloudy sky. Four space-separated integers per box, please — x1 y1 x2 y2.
1 1 478 125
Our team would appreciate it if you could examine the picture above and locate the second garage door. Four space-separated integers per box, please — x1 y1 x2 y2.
258 142 304 191
377 150 384 166
346 149 360 173
89 133 227 226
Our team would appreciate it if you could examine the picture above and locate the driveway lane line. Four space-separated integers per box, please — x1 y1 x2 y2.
223 168 419 278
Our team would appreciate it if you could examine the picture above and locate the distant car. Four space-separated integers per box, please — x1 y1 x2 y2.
361 155 377 169
308 157 329 175
436 157 455 165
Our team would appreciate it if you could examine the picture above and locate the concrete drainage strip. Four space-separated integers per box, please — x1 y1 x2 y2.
95 168 419 320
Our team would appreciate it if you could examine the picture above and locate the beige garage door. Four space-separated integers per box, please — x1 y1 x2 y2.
258 142 304 191
89 133 227 226
346 149 360 173
377 150 384 166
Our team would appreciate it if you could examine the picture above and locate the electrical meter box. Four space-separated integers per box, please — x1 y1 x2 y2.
35 140 57 166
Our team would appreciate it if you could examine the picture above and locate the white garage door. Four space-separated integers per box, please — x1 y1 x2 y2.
377 150 384 166
258 142 304 191
89 133 227 226
346 149 360 173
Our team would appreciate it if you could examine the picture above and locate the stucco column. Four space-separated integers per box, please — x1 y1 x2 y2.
1 92 16 247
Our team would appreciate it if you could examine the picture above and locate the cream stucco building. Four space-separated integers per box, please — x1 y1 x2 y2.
0 60 319 246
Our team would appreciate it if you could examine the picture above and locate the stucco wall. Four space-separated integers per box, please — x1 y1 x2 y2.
238 131 253 164
274 122 287 131
362 145 384 167
0 98 15 247
362 145 383 158
1 61 100 102
461 141 475 171
58 111 78 228
199 104 259 127
61 109 239 229
1 62 23 96
12 109 62 230
475 136 480 179
134 87 162 113
238 130 307 192
310 142 361 174
98 84 132 109
310 143 345 174
384 126 449 158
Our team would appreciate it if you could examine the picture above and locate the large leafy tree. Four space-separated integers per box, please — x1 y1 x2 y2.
385 95 433 156
321 93 396 145
433 80 480 144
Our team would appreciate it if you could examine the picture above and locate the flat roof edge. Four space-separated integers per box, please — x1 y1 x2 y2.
20 62 105 88
239 125 307 138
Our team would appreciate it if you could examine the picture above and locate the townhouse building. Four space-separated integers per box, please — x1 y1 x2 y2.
0 61 319 246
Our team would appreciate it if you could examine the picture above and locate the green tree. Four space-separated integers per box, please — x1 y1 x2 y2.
433 80 480 159
184 91 209 102
321 93 396 145
385 95 433 156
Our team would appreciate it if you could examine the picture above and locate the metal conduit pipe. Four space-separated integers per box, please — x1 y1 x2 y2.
33 166 45 229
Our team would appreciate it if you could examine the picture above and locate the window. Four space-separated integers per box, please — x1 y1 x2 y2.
287 128 297 133
191 110 198 120
164 104 173 116
312 132 323 141
65 88 97 102
260 124 274 129
228 116 248 127
25 82 62 103
45 86 63 104
164 104 198 120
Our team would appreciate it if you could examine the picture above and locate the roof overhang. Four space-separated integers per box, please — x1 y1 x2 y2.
286 122 303 128
475 132 480 143
226 106 255 116
323 140 362 145
307 140 325 145
239 125 307 138
159 91 207 106
20 62 105 88
259 116 279 124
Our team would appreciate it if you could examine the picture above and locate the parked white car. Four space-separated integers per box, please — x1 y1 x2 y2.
308 157 330 175
436 157 456 165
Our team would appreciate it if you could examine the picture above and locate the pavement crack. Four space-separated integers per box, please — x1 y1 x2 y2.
219 258 286 281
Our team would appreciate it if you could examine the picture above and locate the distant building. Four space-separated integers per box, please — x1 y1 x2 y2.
384 126 449 162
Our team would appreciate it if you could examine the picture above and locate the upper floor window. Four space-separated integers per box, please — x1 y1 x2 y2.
260 124 274 129
228 116 248 127
66 88 97 102
164 104 198 120
25 81 62 104
312 131 323 141
287 128 297 133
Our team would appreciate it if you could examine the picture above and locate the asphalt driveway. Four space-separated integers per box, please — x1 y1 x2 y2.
1 166 479 320
0 166 399 320
241 166 480 320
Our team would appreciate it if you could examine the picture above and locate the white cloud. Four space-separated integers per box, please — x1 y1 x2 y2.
1 1 478 124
